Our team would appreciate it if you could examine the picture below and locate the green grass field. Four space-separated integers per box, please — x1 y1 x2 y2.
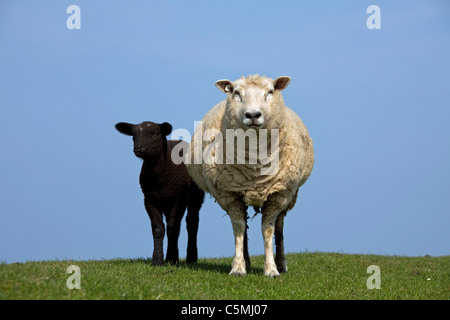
1 252 448 300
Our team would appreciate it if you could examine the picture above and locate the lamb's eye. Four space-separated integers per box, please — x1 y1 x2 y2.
234 91 242 101
265 91 273 100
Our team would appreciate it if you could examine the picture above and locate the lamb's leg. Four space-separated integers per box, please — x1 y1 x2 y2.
275 210 288 273
144 200 165 266
165 202 185 266
261 207 281 278
186 183 204 263
185 207 199 264
228 203 247 276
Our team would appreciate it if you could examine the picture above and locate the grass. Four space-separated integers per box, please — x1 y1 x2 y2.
1 252 448 300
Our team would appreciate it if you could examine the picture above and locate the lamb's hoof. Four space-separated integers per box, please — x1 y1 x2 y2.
165 258 179 266
186 257 198 264
186 249 198 264
151 259 164 267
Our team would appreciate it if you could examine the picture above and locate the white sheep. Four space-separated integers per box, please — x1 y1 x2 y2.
186 74 314 277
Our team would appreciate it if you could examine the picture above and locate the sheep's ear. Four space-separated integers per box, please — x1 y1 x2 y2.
215 80 233 94
160 122 173 137
115 122 135 136
273 76 291 91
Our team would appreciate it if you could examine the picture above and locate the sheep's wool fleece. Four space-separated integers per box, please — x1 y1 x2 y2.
187 75 314 212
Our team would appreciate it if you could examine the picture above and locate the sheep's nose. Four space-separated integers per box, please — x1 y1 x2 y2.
134 145 143 152
245 111 262 120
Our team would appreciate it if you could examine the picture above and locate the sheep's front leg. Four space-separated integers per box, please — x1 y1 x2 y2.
261 209 281 278
228 204 247 276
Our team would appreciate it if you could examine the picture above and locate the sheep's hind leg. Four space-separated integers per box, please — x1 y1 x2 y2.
243 208 251 271
275 210 288 273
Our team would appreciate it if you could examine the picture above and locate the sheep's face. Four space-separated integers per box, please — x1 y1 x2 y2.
216 75 291 129
115 121 173 160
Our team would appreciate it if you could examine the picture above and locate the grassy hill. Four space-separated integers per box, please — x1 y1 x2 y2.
1 252 448 300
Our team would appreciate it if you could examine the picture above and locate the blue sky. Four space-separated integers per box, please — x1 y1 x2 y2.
0 1 449 263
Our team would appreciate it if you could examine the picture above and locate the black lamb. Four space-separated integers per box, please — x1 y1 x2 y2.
115 121 204 266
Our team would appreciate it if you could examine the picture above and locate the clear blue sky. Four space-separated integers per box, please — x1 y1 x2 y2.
1 1 449 263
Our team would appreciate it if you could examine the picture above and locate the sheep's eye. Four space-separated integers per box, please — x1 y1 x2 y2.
265 90 273 100
233 91 242 101
152 132 160 136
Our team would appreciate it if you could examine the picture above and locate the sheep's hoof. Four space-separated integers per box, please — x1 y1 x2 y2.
229 269 247 277
229 264 247 276
266 272 281 278
230 258 246 276
276 259 288 273
245 258 251 271
264 267 281 278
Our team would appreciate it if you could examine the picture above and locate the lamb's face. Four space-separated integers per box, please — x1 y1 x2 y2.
216 75 291 130
131 122 166 159
115 121 173 160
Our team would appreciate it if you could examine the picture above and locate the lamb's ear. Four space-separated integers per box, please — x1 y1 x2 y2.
273 76 291 91
115 122 134 136
215 79 233 94
160 122 173 137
